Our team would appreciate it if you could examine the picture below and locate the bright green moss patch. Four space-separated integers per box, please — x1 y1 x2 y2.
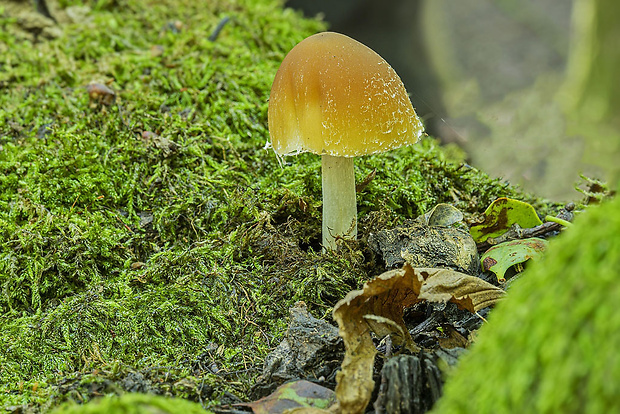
0 0 549 410
50 392 208 414
433 194 620 414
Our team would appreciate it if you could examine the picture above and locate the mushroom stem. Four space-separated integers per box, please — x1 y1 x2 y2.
322 154 357 250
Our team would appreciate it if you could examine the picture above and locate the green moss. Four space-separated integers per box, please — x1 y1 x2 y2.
0 0 549 411
50 393 208 413
433 193 620 413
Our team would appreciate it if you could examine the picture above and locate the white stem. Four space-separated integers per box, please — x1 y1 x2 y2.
322 154 357 250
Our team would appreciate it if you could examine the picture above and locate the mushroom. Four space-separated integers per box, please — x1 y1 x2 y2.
268 32 424 250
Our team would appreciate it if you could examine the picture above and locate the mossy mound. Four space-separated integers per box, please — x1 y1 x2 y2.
433 194 620 413
50 393 206 414
0 0 547 411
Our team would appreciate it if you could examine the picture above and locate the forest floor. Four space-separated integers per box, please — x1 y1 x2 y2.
0 0 585 412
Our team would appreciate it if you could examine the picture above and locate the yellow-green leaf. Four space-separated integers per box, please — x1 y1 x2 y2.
481 238 548 282
470 198 542 243
237 380 335 414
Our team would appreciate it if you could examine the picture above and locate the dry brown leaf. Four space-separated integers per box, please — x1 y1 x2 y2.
327 267 417 413
362 314 409 347
414 267 505 312
326 264 504 414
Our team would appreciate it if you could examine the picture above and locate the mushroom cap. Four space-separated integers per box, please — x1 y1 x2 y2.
268 32 424 157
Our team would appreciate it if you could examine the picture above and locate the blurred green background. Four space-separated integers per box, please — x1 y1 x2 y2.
287 0 620 199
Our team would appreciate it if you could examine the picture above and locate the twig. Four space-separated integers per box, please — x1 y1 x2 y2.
209 16 230 42
476 203 575 252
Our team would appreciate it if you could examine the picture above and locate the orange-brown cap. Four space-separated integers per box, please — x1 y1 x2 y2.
268 32 424 157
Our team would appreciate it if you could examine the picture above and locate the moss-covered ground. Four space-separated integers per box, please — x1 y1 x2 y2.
0 0 552 411
432 186 620 414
